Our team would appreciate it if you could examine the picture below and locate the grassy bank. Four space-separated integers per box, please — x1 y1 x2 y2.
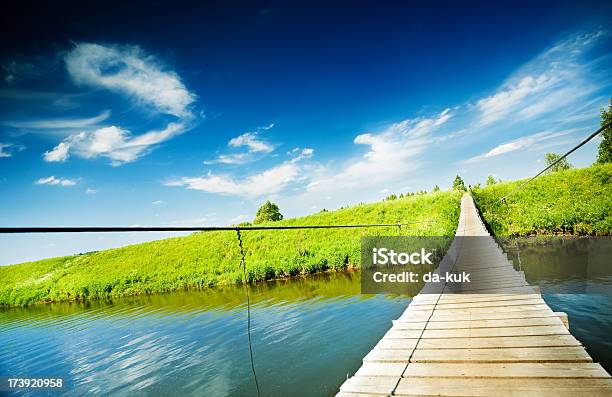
0 191 461 306
472 163 612 236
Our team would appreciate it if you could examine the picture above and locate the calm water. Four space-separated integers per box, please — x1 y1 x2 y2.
0 272 410 396
1 237 611 396
503 237 612 371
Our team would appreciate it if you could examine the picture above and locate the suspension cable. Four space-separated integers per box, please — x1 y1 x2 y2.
498 120 612 204
236 229 261 397
0 221 433 234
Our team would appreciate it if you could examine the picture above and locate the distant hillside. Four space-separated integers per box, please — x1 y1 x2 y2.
472 163 612 236
0 191 462 306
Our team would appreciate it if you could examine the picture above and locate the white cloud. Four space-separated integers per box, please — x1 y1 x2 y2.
477 75 556 125
205 124 275 164
203 153 251 165
34 176 78 186
229 132 274 153
305 109 452 194
464 128 579 163
0 143 25 158
290 147 314 162
44 122 186 165
43 141 70 162
85 188 97 194
65 43 195 118
475 30 606 126
4 110 111 130
152 200 163 205
42 43 197 165
167 161 301 197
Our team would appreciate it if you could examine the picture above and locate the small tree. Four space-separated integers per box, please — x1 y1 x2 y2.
452 175 466 191
597 98 612 164
545 153 572 173
486 175 497 186
433 185 440 192
253 201 283 224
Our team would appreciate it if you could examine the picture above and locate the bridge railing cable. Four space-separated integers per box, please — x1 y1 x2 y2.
498 120 612 204
0 219 439 397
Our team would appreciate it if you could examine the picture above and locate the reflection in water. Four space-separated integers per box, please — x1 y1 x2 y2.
503 237 612 371
2 237 611 396
0 272 410 397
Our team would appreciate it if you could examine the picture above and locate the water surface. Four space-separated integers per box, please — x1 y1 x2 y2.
0 272 409 396
2 237 611 396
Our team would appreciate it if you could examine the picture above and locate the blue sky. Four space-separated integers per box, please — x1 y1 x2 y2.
1 1 612 264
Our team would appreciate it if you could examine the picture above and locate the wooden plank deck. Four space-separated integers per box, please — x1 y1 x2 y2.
336 194 612 396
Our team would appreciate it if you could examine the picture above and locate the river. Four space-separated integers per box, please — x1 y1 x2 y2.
1 237 611 396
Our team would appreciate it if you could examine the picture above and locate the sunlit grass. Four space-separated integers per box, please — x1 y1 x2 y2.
0 191 462 306
472 163 612 236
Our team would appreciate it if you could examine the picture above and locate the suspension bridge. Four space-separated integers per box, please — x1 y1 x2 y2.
336 193 612 396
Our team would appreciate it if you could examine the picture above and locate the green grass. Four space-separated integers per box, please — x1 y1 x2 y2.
472 163 612 236
0 191 461 306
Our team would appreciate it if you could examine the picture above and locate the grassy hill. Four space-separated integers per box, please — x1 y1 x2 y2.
472 163 612 236
0 191 462 306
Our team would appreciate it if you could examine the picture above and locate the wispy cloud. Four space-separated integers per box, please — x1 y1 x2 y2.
65 43 195 118
167 162 300 197
3 110 111 130
229 127 275 153
304 108 452 195
204 124 275 165
464 128 579 163
475 30 607 126
43 42 197 165
34 176 78 186
167 160 304 197
166 29 611 210
0 142 25 158
45 122 186 165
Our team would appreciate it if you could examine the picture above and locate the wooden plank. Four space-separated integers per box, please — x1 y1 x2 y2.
429 298 546 310
409 346 592 363
393 316 563 330
339 376 398 395
364 348 415 363
336 195 612 396
411 293 541 305
400 310 556 322
386 325 570 340
413 334 583 349
374 338 419 350
394 378 612 396
402 362 610 378
418 325 570 338
428 303 552 314
354 362 406 377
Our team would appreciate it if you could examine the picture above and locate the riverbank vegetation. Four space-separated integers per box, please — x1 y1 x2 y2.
0 191 461 306
472 163 612 236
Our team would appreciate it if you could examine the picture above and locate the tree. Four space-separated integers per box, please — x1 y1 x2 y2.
486 175 497 186
433 185 440 192
253 201 283 224
597 97 612 164
452 175 466 191
544 153 572 173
